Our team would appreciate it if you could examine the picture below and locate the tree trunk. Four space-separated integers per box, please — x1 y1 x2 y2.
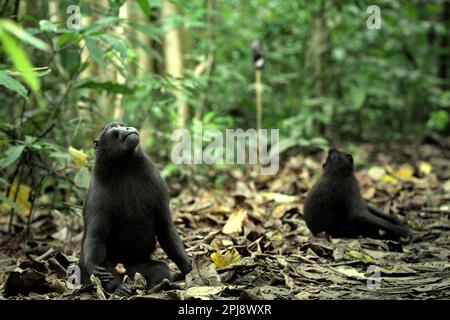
162 0 189 128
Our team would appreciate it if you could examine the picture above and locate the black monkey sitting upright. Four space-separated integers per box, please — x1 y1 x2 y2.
304 149 411 240
79 122 191 295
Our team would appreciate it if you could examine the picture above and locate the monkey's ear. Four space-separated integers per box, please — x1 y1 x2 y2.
93 139 99 148
346 154 353 164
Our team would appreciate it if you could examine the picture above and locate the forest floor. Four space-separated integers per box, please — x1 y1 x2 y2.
0 136 449 300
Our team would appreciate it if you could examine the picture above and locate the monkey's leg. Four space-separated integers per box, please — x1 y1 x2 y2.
127 260 172 291
94 262 132 296
155 209 192 275
336 214 411 239
365 214 410 238
367 205 408 226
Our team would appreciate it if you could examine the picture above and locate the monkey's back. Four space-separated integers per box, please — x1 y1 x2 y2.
304 174 364 236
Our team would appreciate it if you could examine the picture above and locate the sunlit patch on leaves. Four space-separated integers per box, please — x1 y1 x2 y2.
68 146 88 167
210 248 241 269
0 183 31 216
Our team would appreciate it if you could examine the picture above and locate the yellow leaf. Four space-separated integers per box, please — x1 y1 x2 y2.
259 192 298 203
210 248 241 269
346 250 373 263
394 164 414 181
380 174 397 184
68 146 88 167
419 162 432 175
222 209 247 234
367 166 385 180
1 183 31 216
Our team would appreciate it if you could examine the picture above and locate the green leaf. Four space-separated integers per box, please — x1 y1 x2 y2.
0 31 40 92
0 193 20 211
128 22 161 43
75 80 133 94
39 20 57 33
84 36 105 67
349 87 366 110
56 32 77 49
0 20 50 52
74 167 91 189
0 70 28 98
85 17 120 34
136 0 151 16
100 34 128 60
0 145 25 168
427 110 450 131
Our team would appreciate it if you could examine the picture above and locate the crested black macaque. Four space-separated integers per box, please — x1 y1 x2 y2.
79 122 191 295
304 149 411 240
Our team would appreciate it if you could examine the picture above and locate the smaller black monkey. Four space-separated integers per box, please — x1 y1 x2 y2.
304 149 411 240
79 122 191 295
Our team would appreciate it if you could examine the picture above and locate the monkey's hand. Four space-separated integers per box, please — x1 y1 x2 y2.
92 266 115 284
114 283 134 296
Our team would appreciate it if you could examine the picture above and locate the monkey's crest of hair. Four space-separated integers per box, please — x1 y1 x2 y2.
323 149 354 176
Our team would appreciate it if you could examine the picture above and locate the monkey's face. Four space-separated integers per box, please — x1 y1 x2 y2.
322 149 354 174
93 122 140 157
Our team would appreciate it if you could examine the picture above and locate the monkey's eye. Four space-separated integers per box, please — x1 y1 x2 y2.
346 154 353 163
112 131 119 139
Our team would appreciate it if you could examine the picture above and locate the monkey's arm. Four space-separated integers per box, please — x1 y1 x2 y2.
83 235 107 274
82 206 110 277
156 210 192 275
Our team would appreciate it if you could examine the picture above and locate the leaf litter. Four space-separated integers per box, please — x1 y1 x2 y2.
0 141 449 300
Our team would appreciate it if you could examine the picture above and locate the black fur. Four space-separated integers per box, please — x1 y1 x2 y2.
304 149 411 240
78 122 191 295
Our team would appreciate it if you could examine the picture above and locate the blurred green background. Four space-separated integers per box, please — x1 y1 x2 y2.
0 0 449 222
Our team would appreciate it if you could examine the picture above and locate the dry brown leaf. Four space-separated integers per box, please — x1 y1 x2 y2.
222 209 247 234
90 275 106 300
185 286 223 299
271 204 299 219
362 187 376 200
259 192 298 203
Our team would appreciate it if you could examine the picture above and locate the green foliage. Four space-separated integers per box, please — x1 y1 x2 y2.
427 110 450 131
0 0 448 219
0 70 28 99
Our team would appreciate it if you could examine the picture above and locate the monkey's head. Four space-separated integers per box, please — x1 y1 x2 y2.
93 122 140 158
322 149 354 174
